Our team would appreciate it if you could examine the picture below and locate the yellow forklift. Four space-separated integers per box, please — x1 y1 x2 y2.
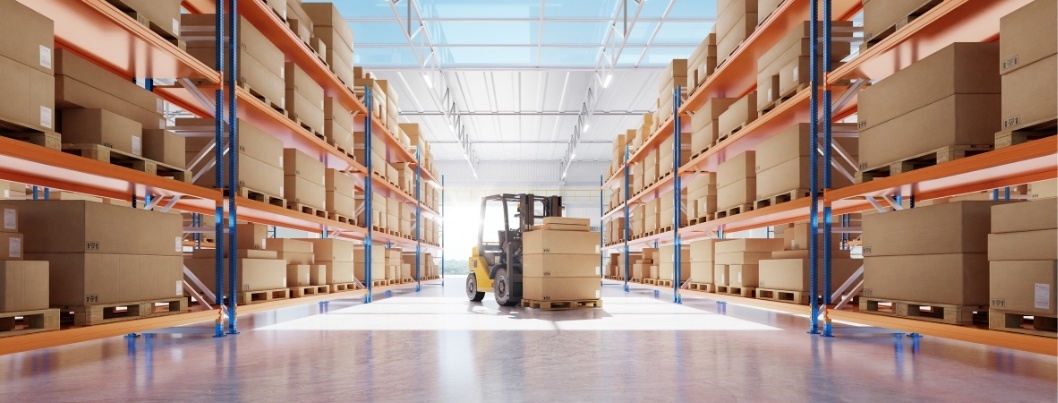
466 194 563 306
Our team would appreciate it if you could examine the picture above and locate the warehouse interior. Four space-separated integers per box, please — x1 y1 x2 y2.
0 0 1056 400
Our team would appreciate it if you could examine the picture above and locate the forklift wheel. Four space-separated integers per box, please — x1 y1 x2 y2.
466 273 485 302
493 267 521 306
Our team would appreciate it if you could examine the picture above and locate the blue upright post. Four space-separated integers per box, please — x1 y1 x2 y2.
672 85 683 304
441 175 445 285
415 148 422 293
212 0 226 339
225 0 239 335
623 145 631 293
364 88 374 303
807 0 821 335
43 187 49 200
599 175 604 285
31 186 38 200
822 0 834 338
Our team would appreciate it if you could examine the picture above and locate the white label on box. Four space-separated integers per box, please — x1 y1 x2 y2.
40 45 52 69
3 208 14 230
595 289 601 299
176 236 183 252
132 136 142 156
279 156 284 167
172 19 180 35
9 237 21 258
175 281 183 296
279 185 284 195
737 272 742 283
40 106 52 129
792 66 799 80
1035 283 1051 309
280 66 285 78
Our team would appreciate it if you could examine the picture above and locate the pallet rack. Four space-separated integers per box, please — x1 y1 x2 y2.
0 0 444 339
599 0 1055 351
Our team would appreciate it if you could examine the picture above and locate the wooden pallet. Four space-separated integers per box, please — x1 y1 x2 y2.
2 130 61 150
0 308 60 338
861 0 942 46
233 186 287 208
715 204 753 219
988 309 1057 338
62 144 192 182
995 117 1057 149
760 83 808 115
290 285 330 298
855 144 994 183
717 121 748 143
400 277 415 284
858 297 985 326
238 288 291 305
656 226 673 234
755 288 810 305
643 278 658 285
521 298 603 310
629 278 643 284
105 0 186 50
369 279 388 287
688 214 714 226
687 282 714 292
754 189 811 210
329 282 363 293
241 82 285 114
656 279 675 287
327 212 354 225
715 285 755 298
289 203 328 218
60 297 187 326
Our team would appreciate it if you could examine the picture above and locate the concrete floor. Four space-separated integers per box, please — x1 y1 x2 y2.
1 275 1055 402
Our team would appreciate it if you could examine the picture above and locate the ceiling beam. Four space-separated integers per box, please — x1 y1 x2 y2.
430 140 612 144
401 110 651 116
346 17 715 23
354 43 702 49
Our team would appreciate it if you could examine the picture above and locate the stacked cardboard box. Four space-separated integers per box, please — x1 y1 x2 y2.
655 59 688 125
717 91 756 141
353 72 386 121
284 148 326 211
142 129 186 169
689 239 715 285
325 169 356 221
62 109 142 157
379 80 401 134
182 118 284 199
857 43 1000 172
303 2 356 87
387 198 401 236
757 0 784 25
424 253 439 278
353 131 388 178
632 204 646 238
862 201 1006 306
714 238 784 292
611 217 626 243
632 160 644 195
0 2 54 136
285 62 325 136
296 238 356 286
632 114 653 152
182 16 284 110
691 98 737 155
611 133 627 178
758 222 859 302
686 173 717 222
687 32 718 92
261 238 321 288
386 248 402 283
616 251 642 280
643 149 658 188
116 0 182 40
285 0 313 45
0 204 50 313
645 198 660 235
997 0 1057 142
353 244 385 283
658 244 691 284
658 131 691 178
16 201 184 306
716 0 757 65
756 22 853 112
716 151 756 213
755 123 857 203
400 203 415 238
987 199 1057 332
658 189 687 231
1030 180 1058 199
633 248 658 281
523 222 601 302
323 97 354 154
262 0 287 20
401 253 423 281
393 162 414 194
862 0 940 43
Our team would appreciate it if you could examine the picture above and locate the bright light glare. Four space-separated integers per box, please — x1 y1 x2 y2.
603 73 613 88
422 72 433 88
258 297 779 332
582 123 590 132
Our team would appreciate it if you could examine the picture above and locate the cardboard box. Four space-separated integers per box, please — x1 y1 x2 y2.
284 176 326 210
771 249 853 260
319 261 355 284
11 200 182 256
989 260 1057 314
717 13 757 65
858 43 1000 132
690 261 713 283
283 148 326 186
757 0 784 24
989 230 1058 261
523 254 599 278
182 15 284 106
180 118 283 168
862 201 1004 256
286 264 311 287
0 260 48 312
714 264 729 286
0 55 54 131
858 93 1000 170
264 238 313 254
354 244 386 263
726 264 757 288
0 204 16 233
758 258 861 292
717 178 755 211
120 0 181 38
284 62 325 134
190 249 277 259
863 0 938 42
0 0 54 76
324 98 353 151
56 48 160 115
303 3 355 58
717 150 755 188
523 229 599 255
690 239 715 262
523 276 601 301
863 253 989 305
715 251 774 265
1000 54 1057 130
715 238 785 254
293 238 355 262
717 92 757 139
185 257 286 294
756 156 853 200
34 253 181 306
783 222 844 251
991 198 1057 234
632 263 650 279
756 123 858 173
142 129 185 168
194 153 284 197
1029 179 1058 199
61 108 142 156
998 0 1057 75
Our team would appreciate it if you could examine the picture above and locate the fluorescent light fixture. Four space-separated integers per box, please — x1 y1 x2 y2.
422 72 433 88
583 123 590 132
603 73 613 88
570 153 576 160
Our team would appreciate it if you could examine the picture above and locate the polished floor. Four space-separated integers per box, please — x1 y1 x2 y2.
1 275 1055 402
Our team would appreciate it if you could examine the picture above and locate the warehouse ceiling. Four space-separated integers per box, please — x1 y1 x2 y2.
306 0 717 173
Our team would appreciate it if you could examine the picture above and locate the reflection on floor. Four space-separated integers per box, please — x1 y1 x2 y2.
1 275 1054 401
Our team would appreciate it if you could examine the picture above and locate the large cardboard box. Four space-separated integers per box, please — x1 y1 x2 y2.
0 232 22 259
716 238 784 254
858 93 1000 171
727 264 759 288
185 257 286 294
863 253 989 305
715 251 774 265
523 277 601 301
756 156 853 200
55 49 161 127
998 0 1057 75
0 0 54 76
319 261 356 284
690 261 713 283
858 43 999 132
523 230 599 255
34 254 182 306
303 3 355 82
690 239 715 262
523 254 599 278
182 15 284 106
989 260 1057 314
691 98 738 153
295 238 355 262
783 222 843 251
991 198 1057 234
142 129 185 168
717 151 755 188
286 264 311 287
285 62 325 135
11 200 182 256
284 148 326 186
194 153 284 197
756 123 857 173
284 176 326 211
285 0 313 44
861 201 1004 257
0 260 48 312
717 92 757 139
758 258 861 292
180 118 284 168
717 178 755 211
353 244 386 280
1000 54 1057 130
190 249 278 259
324 98 354 152
988 230 1058 261
632 263 650 279
120 0 182 39
0 204 16 233
61 108 142 156
714 264 729 286
862 0 938 42
0 55 54 132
